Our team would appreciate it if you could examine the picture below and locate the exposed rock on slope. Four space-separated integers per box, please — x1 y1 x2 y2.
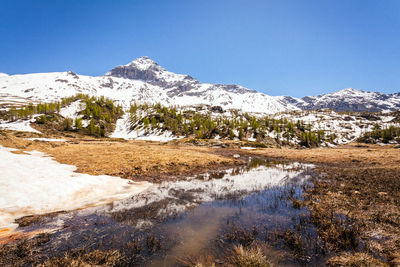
1 57 399 113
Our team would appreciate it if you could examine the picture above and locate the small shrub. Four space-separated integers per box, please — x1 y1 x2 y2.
36 115 47 124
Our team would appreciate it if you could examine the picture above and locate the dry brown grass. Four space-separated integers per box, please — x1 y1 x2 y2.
247 143 400 168
246 144 400 265
40 249 125 267
229 245 270 267
2 130 400 265
327 252 389 267
0 132 239 182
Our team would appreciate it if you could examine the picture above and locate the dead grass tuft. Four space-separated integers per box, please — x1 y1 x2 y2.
40 249 125 267
229 244 270 267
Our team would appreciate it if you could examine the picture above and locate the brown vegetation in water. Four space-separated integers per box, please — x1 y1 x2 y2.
248 143 400 266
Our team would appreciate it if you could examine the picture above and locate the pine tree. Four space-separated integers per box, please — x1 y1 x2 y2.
74 118 83 130
64 118 73 131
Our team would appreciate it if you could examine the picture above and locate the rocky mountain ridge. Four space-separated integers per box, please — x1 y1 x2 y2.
1 56 399 113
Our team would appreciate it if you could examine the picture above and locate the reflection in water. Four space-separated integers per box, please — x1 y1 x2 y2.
11 158 327 266
107 161 313 227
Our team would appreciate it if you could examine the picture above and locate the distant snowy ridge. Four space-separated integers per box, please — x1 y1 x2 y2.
1 57 399 113
280 88 400 112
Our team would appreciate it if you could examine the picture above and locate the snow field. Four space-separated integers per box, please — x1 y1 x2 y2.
0 146 151 230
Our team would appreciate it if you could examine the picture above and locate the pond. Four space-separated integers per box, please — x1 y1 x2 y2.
6 158 329 266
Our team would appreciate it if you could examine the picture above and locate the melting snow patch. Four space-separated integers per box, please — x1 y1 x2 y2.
111 113 182 142
0 145 151 230
247 136 256 142
59 100 85 118
241 147 256 150
135 131 182 142
0 118 41 133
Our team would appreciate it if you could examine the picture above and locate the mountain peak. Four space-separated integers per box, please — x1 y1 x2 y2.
124 56 159 69
105 56 165 80
105 56 196 87
334 88 367 95
341 87 355 91
340 87 359 92
105 56 169 77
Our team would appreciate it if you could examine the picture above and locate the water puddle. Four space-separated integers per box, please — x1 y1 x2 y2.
3 158 329 266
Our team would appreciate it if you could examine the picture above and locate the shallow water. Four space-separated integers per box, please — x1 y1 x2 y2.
11 158 328 266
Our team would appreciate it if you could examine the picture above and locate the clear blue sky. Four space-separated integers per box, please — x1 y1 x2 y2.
1 0 399 97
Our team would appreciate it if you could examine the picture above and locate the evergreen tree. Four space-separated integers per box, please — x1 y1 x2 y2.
74 118 83 130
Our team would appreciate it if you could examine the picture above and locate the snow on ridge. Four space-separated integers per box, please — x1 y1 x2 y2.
1 57 399 114
111 113 182 142
124 56 159 70
104 57 158 74
59 100 85 118
0 145 152 231
275 109 400 145
0 117 41 133
284 87 400 112
0 69 293 114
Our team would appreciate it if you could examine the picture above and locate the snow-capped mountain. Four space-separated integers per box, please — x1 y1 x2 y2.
105 56 297 113
281 88 400 112
0 57 296 114
0 56 399 113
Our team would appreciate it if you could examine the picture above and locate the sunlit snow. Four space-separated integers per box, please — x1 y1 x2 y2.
0 146 151 230
0 118 41 133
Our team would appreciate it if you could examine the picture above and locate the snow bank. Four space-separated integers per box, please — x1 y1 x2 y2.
135 130 181 142
0 118 41 133
59 100 85 118
0 146 151 230
111 113 182 142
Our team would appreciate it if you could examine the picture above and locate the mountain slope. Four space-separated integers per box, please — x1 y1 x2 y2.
105 56 296 113
0 57 296 114
1 56 399 113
